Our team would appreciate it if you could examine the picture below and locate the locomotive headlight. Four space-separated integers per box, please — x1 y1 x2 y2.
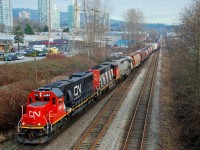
38 123 41 126
22 122 25 125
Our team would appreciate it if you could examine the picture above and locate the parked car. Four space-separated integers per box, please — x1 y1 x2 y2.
16 53 24 60
0 51 4 58
17 50 27 54
38 52 47 57
11 48 16 52
24 49 34 54
3 53 17 61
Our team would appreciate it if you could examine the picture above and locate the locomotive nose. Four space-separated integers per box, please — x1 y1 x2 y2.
22 102 49 127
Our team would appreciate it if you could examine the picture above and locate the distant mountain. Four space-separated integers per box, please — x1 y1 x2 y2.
110 19 174 32
143 23 174 31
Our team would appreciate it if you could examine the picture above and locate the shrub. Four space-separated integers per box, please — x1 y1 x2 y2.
0 53 106 132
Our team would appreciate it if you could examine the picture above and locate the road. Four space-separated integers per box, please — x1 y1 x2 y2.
0 56 45 65
0 51 75 65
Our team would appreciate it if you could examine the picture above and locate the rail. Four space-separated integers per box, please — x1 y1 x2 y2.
72 67 140 150
122 50 159 150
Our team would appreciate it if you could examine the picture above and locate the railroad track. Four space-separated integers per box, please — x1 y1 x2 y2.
122 50 159 150
14 68 140 150
72 67 141 150
14 143 38 150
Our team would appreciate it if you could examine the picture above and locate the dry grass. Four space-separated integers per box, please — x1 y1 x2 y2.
159 48 182 149
160 40 200 149
0 50 106 135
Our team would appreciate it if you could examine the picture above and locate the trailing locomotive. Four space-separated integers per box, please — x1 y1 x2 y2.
17 42 160 144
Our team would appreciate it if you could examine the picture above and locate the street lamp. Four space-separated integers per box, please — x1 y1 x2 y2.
34 48 37 86
17 30 20 53
5 26 11 63
101 37 111 61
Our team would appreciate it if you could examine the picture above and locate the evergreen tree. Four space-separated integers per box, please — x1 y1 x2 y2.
24 23 34 35
63 27 69 32
14 26 24 53
43 25 49 32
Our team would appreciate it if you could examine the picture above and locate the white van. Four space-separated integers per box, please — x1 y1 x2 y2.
32 45 47 52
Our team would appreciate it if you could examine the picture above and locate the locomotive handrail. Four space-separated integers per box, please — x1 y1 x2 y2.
17 118 22 132
43 115 48 125
21 105 23 118
43 115 52 133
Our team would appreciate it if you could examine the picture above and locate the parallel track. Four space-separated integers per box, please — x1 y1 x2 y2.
72 67 141 150
122 50 159 150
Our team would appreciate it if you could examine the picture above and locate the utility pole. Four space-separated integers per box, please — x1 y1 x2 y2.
102 37 111 61
17 30 19 52
48 0 51 51
34 50 37 86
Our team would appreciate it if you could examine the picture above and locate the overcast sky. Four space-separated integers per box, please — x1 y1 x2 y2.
11 0 191 25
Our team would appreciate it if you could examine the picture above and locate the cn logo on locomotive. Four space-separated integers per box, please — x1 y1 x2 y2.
29 111 41 118
74 84 82 96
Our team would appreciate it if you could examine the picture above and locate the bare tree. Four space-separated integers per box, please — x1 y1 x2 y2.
68 0 110 54
177 0 200 98
122 8 144 50
83 0 110 48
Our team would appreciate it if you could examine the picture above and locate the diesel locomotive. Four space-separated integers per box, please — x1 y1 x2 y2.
17 42 160 144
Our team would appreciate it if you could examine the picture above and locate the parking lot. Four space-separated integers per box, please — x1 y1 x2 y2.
0 56 45 65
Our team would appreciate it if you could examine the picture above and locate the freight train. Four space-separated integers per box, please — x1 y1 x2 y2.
17 42 160 144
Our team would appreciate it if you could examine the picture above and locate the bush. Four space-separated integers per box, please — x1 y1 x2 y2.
0 53 106 132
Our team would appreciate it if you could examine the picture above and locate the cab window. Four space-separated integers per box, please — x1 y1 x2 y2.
52 98 56 105
29 97 32 103
35 96 42 101
43 97 50 101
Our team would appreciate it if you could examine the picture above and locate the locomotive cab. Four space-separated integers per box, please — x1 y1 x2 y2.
17 88 68 144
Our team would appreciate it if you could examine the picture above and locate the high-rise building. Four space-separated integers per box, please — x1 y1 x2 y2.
38 0 60 30
19 11 31 20
68 3 80 30
38 0 49 28
51 4 60 30
0 0 13 31
68 5 74 29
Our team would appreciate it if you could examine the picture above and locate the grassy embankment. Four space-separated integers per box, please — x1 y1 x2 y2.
0 50 106 141
160 39 200 149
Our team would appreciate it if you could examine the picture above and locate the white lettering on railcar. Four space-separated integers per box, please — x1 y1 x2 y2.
74 84 82 96
58 105 62 110
29 111 41 117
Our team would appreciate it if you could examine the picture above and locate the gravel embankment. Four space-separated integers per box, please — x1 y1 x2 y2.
3 50 162 150
40 87 120 150
145 48 162 150
42 51 161 150
98 53 154 149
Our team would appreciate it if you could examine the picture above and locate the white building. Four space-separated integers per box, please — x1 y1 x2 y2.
19 11 31 20
68 2 80 30
38 0 60 31
0 0 13 31
51 4 60 30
